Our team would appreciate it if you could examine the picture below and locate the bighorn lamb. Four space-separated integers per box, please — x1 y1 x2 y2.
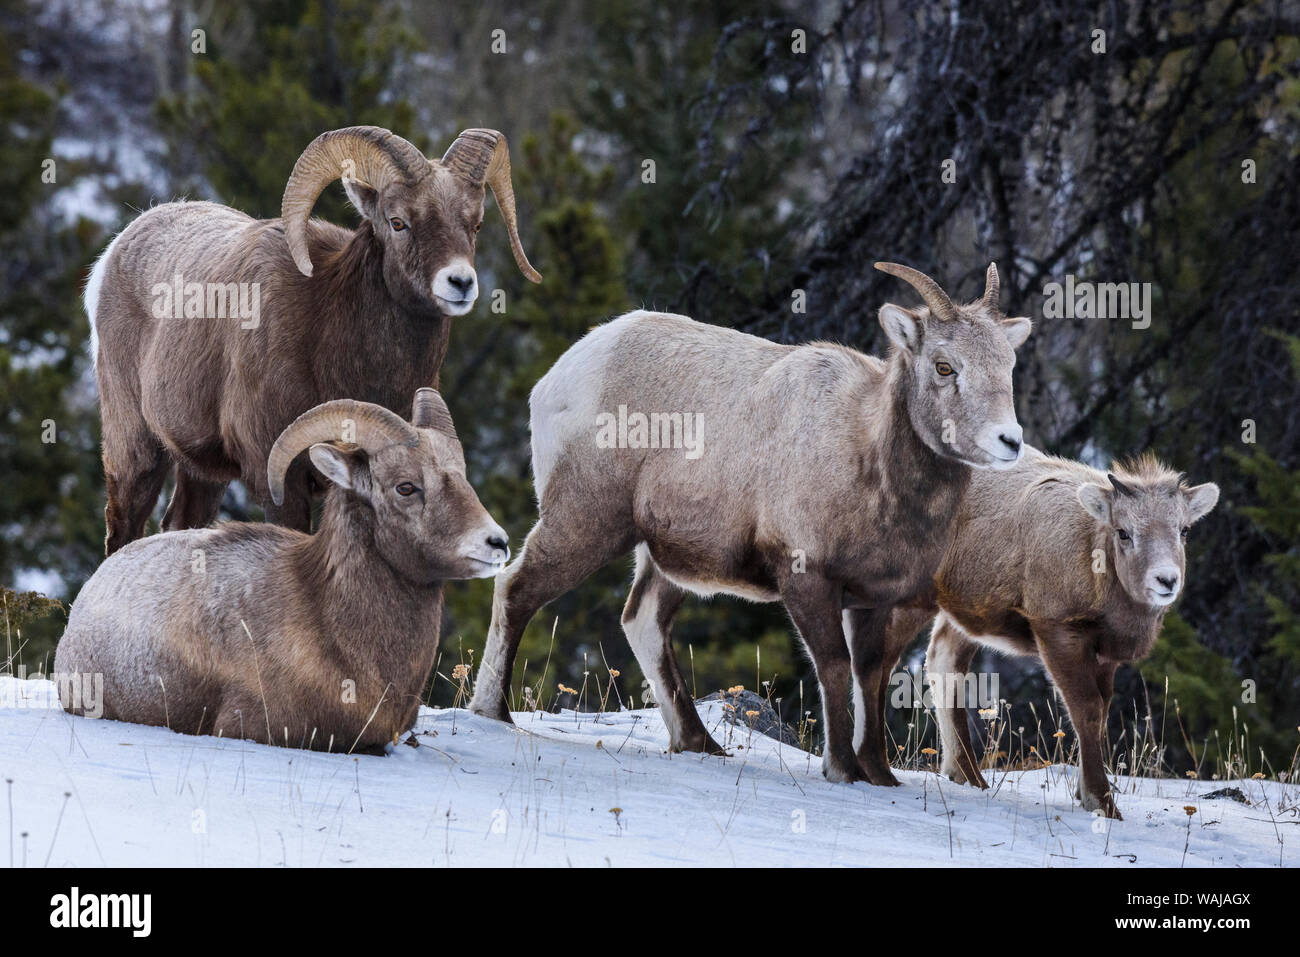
469 263 1032 783
54 390 509 752
87 125 540 554
878 449 1219 817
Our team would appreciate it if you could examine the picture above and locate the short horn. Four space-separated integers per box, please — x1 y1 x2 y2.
267 399 419 506
874 262 957 322
410 387 457 438
442 129 542 283
282 126 430 277
1107 472 1137 498
983 262 1000 310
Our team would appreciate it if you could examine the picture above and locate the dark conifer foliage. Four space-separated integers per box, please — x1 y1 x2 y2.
2 0 1296 767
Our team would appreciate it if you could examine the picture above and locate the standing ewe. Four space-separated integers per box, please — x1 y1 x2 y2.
88 125 540 554
878 449 1219 817
469 263 1031 783
54 389 509 752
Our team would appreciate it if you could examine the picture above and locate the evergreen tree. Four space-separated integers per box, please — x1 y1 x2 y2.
156 0 423 219
0 0 103 666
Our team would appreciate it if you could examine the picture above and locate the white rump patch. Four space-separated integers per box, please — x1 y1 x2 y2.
83 229 127 368
528 317 633 497
84 204 187 369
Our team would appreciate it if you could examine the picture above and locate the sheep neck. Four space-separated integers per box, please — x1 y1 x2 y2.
875 354 970 505
288 490 443 671
312 227 454 400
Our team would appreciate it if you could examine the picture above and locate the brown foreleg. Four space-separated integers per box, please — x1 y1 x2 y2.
1035 623 1121 819
783 576 864 783
468 515 634 723
845 606 903 786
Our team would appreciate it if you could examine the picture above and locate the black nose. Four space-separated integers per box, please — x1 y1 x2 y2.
487 534 508 552
447 273 475 295
998 433 1021 453
1156 573 1178 590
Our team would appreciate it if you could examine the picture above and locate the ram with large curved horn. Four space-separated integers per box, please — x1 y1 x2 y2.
441 129 542 283
267 399 420 506
282 126 432 277
88 123 546 551
57 390 510 752
410 386 458 437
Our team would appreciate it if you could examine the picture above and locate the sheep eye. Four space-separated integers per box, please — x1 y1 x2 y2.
390 218 408 232
935 361 954 376
395 482 419 496
1117 528 1131 542
473 221 483 233
1180 526 1189 538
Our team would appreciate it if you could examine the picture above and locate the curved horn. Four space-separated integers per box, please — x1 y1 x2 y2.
441 129 542 283
873 262 957 322
410 387 457 438
1107 472 1137 498
282 126 430 277
982 262 1000 310
267 399 419 506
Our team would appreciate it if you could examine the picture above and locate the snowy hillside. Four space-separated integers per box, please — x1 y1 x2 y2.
0 676 1292 867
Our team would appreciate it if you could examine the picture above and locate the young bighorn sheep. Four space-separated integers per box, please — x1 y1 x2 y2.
54 390 509 752
469 263 1031 783
877 449 1219 817
87 125 540 554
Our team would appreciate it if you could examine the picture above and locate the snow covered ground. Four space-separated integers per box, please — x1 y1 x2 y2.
1 676 1294 867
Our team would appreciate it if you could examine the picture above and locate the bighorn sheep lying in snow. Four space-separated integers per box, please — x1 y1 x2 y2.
87 125 540 554
469 263 1032 783
54 390 508 752
877 449 1219 817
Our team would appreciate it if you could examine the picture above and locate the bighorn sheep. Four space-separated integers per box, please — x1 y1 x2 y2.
469 263 1031 783
54 390 509 752
86 125 540 554
877 449 1219 817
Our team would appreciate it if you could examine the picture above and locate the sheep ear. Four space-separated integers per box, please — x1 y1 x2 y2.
879 303 923 353
342 177 379 220
1077 483 1111 524
1001 316 1032 350
1184 482 1220 523
308 443 366 497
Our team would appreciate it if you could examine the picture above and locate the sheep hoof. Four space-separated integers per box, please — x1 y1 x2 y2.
947 764 989 788
672 732 729 756
860 763 902 787
822 760 870 784
702 736 730 757
1078 787 1123 819
1094 795 1123 820
469 702 514 725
